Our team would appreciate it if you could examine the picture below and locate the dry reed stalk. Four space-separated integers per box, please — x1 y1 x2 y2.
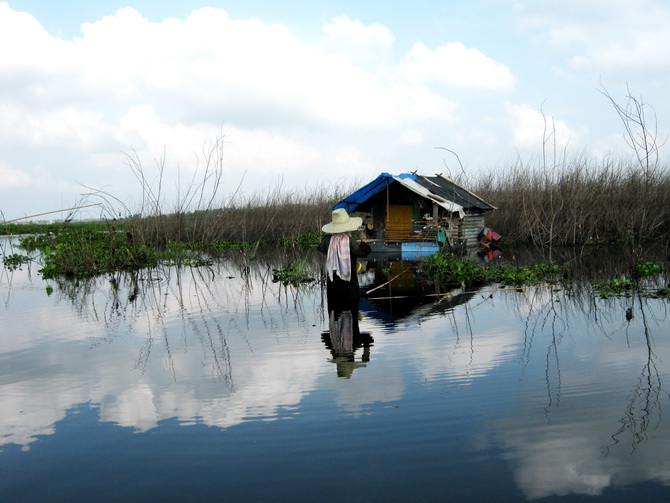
474 154 670 247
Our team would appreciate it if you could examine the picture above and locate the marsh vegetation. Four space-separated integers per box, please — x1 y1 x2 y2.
2 88 669 294
473 154 670 248
2 149 669 293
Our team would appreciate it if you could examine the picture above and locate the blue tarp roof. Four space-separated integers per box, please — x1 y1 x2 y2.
333 173 495 213
333 173 412 212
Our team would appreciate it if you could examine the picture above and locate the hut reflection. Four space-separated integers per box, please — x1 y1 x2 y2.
321 283 373 378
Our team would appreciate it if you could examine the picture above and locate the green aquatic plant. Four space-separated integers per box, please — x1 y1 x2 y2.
494 263 565 288
209 240 266 251
422 252 565 288
649 287 670 299
35 229 161 279
425 254 663 299
159 245 213 267
2 253 30 271
421 252 493 287
15 227 177 278
13 223 232 278
272 260 316 286
161 257 213 267
422 252 485 287
592 261 664 298
276 232 322 250
592 278 635 299
0 221 116 236
631 260 662 279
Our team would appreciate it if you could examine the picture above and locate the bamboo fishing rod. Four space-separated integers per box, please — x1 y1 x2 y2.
0 203 102 224
365 266 414 295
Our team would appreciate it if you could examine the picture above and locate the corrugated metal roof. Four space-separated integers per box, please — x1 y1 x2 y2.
332 173 495 213
394 176 464 216
418 175 496 211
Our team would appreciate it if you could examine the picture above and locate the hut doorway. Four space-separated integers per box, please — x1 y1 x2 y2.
386 204 413 240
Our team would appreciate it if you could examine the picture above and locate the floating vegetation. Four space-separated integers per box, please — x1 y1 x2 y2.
5 220 318 280
423 252 667 299
493 263 565 288
631 261 663 280
209 240 266 251
592 260 666 298
592 278 635 298
649 287 670 299
0 221 116 236
272 260 316 286
2 253 30 271
159 249 213 268
421 252 566 288
13 227 216 279
276 232 321 250
28 229 159 279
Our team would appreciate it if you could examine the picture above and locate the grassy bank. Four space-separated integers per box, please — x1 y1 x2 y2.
0 221 114 236
126 186 335 248
1 187 340 278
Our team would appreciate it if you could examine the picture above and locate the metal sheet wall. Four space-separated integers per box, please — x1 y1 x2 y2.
462 212 486 247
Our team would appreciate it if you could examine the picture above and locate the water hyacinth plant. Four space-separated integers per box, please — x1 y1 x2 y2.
421 252 566 289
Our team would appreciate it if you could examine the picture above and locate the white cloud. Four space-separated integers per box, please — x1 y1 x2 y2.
329 145 376 175
417 325 522 384
0 101 107 149
505 102 580 151
398 41 516 90
318 14 395 64
0 164 32 188
219 125 324 175
3 5 455 133
396 130 424 146
517 0 670 74
117 105 211 159
0 3 72 70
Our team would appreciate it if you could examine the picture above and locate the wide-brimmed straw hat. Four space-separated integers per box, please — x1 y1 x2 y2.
322 208 363 234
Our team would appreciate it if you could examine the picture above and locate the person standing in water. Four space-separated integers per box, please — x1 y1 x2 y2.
318 208 371 299
319 208 373 377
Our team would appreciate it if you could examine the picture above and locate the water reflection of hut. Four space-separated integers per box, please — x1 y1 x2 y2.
361 287 476 329
357 258 477 328
332 172 497 256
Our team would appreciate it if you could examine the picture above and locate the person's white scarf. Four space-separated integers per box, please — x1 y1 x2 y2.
326 233 351 281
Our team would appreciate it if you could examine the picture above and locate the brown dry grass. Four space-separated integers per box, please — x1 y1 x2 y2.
472 153 670 247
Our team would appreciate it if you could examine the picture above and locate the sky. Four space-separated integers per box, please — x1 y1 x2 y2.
2 0 670 221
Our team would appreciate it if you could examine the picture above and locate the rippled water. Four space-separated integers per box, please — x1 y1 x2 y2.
1 244 670 502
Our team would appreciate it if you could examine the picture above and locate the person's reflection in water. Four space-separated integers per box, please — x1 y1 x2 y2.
321 291 374 378
318 208 373 378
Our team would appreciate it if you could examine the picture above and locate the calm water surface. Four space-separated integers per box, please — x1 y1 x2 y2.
1 245 670 502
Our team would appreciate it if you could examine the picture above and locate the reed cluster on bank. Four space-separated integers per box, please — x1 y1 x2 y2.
4 145 670 254
472 153 670 248
126 188 337 248
79 141 354 249
117 145 670 250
